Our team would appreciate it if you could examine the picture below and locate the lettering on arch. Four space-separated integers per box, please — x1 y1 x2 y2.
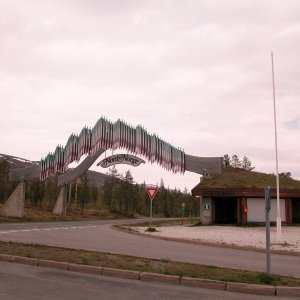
97 154 145 168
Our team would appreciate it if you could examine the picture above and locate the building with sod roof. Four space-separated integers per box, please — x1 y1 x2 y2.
192 167 300 225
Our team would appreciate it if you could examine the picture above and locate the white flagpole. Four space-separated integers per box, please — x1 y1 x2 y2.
271 52 282 243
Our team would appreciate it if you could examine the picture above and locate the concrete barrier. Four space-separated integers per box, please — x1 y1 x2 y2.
276 286 300 297
226 282 275 296
38 259 69 270
140 272 180 285
181 277 226 290
102 267 140 280
11 256 38 266
69 263 102 275
0 254 12 262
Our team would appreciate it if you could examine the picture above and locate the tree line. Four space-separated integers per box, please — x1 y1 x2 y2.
223 154 255 170
222 154 292 178
1 155 292 217
0 160 197 218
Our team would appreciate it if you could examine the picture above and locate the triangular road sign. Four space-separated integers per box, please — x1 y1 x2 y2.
146 187 158 201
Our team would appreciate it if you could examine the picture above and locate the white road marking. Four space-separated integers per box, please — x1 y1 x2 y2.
0 225 99 235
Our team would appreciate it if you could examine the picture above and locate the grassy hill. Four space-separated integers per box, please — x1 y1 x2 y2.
198 167 300 189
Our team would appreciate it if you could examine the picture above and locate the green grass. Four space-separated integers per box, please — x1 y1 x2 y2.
123 218 197 228
1 240 300 287
0 206 127 223
257 273 280 285
198 167 300 189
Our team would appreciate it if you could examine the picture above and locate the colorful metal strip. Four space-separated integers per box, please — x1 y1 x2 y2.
40 117 185 180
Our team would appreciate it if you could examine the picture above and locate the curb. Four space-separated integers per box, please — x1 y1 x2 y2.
276 286 300 297
0 254 12 262
38 259 69 270
181 277 226 290
1 254 300 298
102 267 140 280
226 281 275 296
140 272 180 285
69 263 102 275
11 256 38 266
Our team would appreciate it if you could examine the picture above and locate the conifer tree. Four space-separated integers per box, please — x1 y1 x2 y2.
241 156 255 171
231 154 242 168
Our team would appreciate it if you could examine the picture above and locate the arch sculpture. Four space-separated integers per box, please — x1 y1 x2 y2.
6 117 222 217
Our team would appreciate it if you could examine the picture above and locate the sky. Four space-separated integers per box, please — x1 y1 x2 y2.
1 0 300 192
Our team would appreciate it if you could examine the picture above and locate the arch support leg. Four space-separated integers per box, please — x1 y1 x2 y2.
2 181 25 218
53 185 67 216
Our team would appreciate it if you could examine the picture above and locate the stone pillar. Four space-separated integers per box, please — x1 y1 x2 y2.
53 185 67 216
2 181 25 218
200 197 213 225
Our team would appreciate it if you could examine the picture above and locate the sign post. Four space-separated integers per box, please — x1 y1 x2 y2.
146 187 159 229
265 186 272 275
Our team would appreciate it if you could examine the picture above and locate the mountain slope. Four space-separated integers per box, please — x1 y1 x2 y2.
0 153 39 168
0 153 109 187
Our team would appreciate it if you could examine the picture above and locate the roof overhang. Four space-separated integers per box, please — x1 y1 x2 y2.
192 187 300 198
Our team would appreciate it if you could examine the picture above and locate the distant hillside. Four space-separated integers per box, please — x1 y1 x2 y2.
0 153 109 187
86 169 110 188
0 153 39 168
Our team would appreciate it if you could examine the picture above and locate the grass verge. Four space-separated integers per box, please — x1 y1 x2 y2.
0 206 127 223
123 218 198 228
1 240 300 287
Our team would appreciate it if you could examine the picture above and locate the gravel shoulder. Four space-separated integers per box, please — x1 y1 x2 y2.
132 225 300 253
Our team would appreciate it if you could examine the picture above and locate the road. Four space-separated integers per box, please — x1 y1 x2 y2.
0 262 292 300
0 219 299 278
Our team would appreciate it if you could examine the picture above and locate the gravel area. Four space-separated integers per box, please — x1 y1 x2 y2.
134 225 300 252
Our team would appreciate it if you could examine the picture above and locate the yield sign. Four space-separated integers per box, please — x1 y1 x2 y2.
146 187 158 201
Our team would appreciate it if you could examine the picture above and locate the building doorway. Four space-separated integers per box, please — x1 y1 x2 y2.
214 197 238 224
292 198 300 224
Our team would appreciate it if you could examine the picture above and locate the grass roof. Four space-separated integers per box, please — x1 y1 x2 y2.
196 167 300 189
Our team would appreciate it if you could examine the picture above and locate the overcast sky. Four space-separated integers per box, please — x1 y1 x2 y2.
1 0 299 191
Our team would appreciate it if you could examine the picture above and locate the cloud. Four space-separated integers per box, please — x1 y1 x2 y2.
1 0 300 188
285 117 300 130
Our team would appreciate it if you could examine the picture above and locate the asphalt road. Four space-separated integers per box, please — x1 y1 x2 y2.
0 219 299 278
0 262 292 300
